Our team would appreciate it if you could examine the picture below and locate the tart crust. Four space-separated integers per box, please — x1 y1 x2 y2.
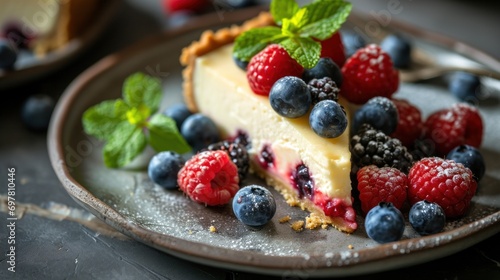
180 12 275 112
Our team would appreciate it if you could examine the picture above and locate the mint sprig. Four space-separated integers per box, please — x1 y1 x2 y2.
233 0 352 69
82 72 191 168
270 0 299 25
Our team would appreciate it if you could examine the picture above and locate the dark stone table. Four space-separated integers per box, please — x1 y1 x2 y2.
1 0 500 279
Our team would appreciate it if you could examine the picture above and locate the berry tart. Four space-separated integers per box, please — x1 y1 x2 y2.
180 11 357 233
0 0 100 55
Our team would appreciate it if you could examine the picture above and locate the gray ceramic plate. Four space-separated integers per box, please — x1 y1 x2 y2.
48 8 500 278
0 0 120 90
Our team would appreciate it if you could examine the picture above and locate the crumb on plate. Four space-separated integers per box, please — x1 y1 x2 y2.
279 215 291 223
305 214 324 229
209 225 217 233
291 220 304 232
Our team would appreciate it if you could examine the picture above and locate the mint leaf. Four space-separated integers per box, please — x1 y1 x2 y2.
287 8 308 31
233 26 283 62
271 0 299 25
298 0 352 40
234 0 352 69
82 100 129 141
280 36 321 69
147 114 191 154
125 104 151 127
81 72 197 169
123 72 162 112
103 122 147 168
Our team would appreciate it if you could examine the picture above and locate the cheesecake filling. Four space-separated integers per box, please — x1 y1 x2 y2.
192 44 356 231
0 0 100 54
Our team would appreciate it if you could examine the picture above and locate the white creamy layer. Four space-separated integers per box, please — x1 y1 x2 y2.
193 44 352 203
0 0 61 37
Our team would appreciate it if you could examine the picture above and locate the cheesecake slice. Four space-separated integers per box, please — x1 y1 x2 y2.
0 0 100 55
181 13 357 233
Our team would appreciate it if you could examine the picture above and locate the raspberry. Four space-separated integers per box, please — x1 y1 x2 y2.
340 44 399 104
423 103 483 156
207 140 250 180
318 32 346 67
350 124 414 173
408 157 477 218
307 77 339 105
247 44 304 96
162 0 210 13
357 165 408 214
390 98 423 147
177 151 239 206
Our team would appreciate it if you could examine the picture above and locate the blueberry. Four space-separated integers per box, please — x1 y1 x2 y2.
163 103 192 130
409 200 446 236
233 55 248 70
446 145 485 182
341 30 366 58
449 72 482 104
303 57 343 86
167 11 194 27
181 113 220 152
353 97 398 135
380 34 412 68
21 94 55 131
269 76 311 118
309 100 347 138
365 202 405 243
148 151 184 189
291 164 314 200
232 185 276 227
224 0 257 8
0 38 18 70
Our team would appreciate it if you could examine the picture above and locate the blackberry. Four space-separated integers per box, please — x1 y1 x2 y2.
229 130 251 150
207 140 249 180
350 124 413 173
410 139 435 161
307 77 339 105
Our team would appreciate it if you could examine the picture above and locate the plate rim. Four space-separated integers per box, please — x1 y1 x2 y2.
48 6 500 277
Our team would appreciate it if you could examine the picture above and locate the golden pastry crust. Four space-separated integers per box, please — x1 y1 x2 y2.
180 12 275 112
251 162 355 233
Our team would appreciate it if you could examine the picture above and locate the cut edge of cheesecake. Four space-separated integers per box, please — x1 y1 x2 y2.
180 12 357 233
